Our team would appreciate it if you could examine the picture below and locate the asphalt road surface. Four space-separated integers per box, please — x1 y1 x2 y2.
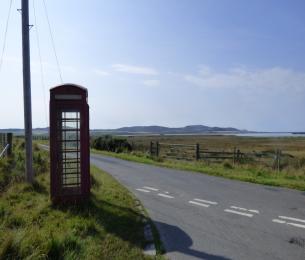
90 153 305 260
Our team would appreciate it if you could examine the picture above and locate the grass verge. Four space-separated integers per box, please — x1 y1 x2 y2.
0 164 162 259
91 149 305 191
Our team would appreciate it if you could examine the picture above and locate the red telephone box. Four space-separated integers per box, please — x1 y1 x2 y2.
50 84 90 203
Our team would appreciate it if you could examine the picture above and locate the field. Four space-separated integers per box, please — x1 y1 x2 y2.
127 135 305 158
92 135 305 191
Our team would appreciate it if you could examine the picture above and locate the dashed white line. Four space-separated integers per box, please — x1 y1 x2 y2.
194 198 218 205
230 206 248 211
158 193 174 199
136 188 150 193
230 206 260 214
273 218 305 229
278 216 305 223
248 209 260 214
287 222 305 229
224 209 253 218
143 186 159 191
189 200 210 208
272 219 286 224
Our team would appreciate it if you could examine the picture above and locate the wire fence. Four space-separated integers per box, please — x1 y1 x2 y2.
0 133 12 158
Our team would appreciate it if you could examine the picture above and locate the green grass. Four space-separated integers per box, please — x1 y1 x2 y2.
0 140 163 259
92 149 305 191
0 166 161 259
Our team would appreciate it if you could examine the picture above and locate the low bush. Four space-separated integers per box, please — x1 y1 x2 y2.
91 135 132 153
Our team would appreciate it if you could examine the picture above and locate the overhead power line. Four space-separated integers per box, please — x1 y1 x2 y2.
42 0 63 83
0 0 13 76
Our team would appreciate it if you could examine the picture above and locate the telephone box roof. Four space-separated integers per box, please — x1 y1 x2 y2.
50 83 88 97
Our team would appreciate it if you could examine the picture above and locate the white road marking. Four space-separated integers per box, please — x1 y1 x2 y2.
249 209 260 214
164 191 169 194
272 219 286 224
224 209 253 218
143 186 159 191
194 198 218 205
230 206 260 214
230 206 248 211
158 193 174 199
278 216 305 223
273 218 305 229
189 200 210 208
136 188 150 193
287 222 305 229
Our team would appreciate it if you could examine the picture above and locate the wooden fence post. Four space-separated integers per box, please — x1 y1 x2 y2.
196 143 200 160
150 141 153 156
277 149 281 172
0 133 3 149
7 133 12 156
156 142 159 157
237 149 240 163
233 147 236 165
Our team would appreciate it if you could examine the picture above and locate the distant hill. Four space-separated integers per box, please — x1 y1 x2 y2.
92 125 247 135
0 125 247 136
114 125 242 134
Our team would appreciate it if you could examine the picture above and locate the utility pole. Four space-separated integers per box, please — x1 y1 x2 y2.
21 0 33 183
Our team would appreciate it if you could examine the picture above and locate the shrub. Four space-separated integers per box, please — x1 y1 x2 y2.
223 161 233 169
91 136 132 153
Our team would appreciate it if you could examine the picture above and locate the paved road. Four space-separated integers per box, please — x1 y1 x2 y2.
92 153 305 260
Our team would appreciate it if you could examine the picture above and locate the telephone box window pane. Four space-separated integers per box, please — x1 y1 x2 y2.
60 111 81 189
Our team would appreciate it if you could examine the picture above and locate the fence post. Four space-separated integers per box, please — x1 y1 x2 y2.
277 149 281 172
237 149 240 163
0 133 3 149
156 142 159 157
196 143 200 160
150 141 153 156
233 147 236 165
7 133 12 156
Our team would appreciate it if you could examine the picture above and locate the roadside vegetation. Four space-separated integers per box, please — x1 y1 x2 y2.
0 139 162 259
91 135 305 191
91 135 132 153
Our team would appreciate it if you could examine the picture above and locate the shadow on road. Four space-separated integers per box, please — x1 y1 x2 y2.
52 185 231 259
154 221 232 260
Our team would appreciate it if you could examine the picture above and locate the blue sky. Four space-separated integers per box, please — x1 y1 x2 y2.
0 0 305 131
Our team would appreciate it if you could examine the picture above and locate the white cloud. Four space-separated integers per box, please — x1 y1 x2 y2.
93 69 110 77
142 79 160 87
112 64 158 75
185 66 305 92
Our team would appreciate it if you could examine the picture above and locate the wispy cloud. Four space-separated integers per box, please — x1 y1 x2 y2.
93 69 110 77
142 79 160 86
184 66 305 92
112 64 158 75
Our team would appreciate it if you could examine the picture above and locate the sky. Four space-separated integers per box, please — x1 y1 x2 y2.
0 0 305 131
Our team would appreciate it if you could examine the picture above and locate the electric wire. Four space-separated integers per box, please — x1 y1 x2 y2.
0 0 13 76
42 0 63 83
32 0 48 126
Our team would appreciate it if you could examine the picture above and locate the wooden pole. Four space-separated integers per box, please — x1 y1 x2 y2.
150 141 153 156
237 149 240 163
21 0 33 183
156 142 159 157
277 149 281 172
7 133 12 156
196 143 200 160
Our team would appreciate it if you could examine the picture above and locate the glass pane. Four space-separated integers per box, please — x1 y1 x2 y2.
58 111 81 189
